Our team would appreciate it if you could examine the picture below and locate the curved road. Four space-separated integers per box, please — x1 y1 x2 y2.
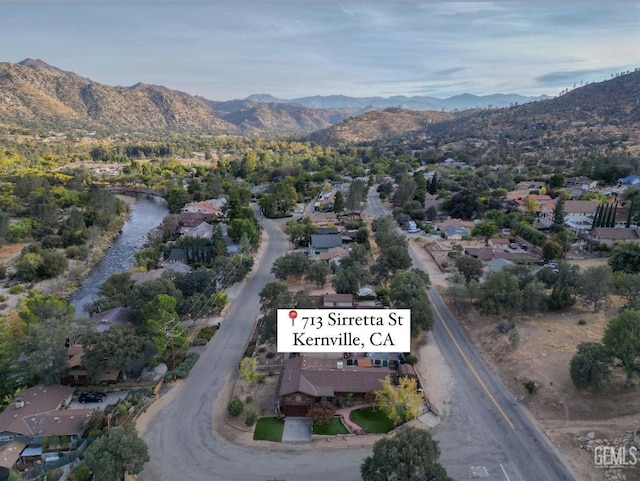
139 215 369 481
140 195 576 481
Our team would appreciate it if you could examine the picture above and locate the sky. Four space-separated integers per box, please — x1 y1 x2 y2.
1 2 639 101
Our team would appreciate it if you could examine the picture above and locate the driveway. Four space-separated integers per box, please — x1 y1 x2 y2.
282 417 312 443
68 390 130 410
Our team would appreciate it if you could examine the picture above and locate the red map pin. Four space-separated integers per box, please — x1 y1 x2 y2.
289 310 298 326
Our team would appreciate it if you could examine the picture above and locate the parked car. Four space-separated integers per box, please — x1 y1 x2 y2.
78 392 107 403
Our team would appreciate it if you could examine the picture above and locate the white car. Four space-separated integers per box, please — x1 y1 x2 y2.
357 287 373 296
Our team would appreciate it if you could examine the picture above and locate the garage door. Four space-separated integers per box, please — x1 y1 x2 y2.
283 405 309 417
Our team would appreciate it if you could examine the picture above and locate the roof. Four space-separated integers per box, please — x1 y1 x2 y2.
443 225 469 237
619 175 640 185
434 219 475 229
66 344 120 381
0 441 26 468
179 222 213 239
315 227 339 235
279 356 395 398
591 227 640 241
310 234 343 250
317 247 349 261
21 409 94 437
564 200 599 214
488 238 510 245
130 269 163 284
163 262 192 274
0 385 74 436
179 212 214 228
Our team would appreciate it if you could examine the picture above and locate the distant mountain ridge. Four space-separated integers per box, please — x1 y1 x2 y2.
245 92 550 111
0 59 362 134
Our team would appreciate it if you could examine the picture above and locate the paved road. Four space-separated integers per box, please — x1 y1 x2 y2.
365 189 575 481
139 215 369 481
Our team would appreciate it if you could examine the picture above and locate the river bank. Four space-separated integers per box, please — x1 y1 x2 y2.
0 193 167 317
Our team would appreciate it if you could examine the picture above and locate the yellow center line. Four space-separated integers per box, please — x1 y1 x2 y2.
429 293 516 430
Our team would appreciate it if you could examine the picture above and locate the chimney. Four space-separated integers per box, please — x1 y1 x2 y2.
14 399 24 409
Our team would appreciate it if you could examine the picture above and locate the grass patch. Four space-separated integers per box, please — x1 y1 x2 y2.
312 417 348 435
253 417 284 442
349 407 395 433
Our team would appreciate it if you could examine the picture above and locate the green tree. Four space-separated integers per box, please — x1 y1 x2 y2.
391 178 417 207
271 252 311 280
284 217 315 247
454 256 484 284
258 193 277 218
332 263 372 295
613 271 640 310
346 179 368 213
471 220 498 245
228 218 260 247
552 196 566 230
580 265 613 312
389 269 432 336
602 310 640 387
478 271 521 318
361 426 452 481
570 342 611 391
80 324 145 383
333 190 345 213
84 425 149 481
542 239 563 261
165 187 192 214
306 261 330 287
547 262 581 310
610 241 640 273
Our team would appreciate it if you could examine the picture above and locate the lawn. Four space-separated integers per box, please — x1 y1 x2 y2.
312 417 348 435
253 417 284 442
349 407 395 433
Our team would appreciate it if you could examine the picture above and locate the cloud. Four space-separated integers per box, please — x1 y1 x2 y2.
535 67 628 86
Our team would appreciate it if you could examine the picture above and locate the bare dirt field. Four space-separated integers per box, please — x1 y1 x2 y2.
407 237 639 481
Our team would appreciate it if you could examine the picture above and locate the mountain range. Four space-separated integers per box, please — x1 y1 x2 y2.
0 58 638 159
245 92 549 111
0 59 544 136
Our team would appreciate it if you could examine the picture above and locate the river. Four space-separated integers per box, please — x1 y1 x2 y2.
70 194 169 316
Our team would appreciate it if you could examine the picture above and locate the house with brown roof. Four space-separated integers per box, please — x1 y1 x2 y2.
0 441 26 479
316 247 349 265
278 356 396 416
587 227 640 249
63 344 120 387
0 385 92 448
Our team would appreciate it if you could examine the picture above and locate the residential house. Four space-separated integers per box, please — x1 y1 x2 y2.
434 219 473 240
0 441 26 478
510 194 553 214
311 294 354 308
316 247 349 266
564 176 598 193
539 199 599 231
515 181 546 191
178 212 214 229
487 238 510 249
309 234 342 254
63 344 120 386
563 200 599 231
618 175 640 187
0 385 91 448
587 227 640 249
278 356 396 416
181 198 226 217
179 222 213 240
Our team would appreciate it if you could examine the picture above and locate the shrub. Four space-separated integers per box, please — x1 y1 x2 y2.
523 379 538 394
508 328 521 347
404 354 418 365
196 325 217 342
578 319 587 326
245 396 253 404
496 320 515 333
173 352 200 379
244 405 259 427
8 285 24 295
227 397 244 417
265 351 275 359
0 265 5 279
